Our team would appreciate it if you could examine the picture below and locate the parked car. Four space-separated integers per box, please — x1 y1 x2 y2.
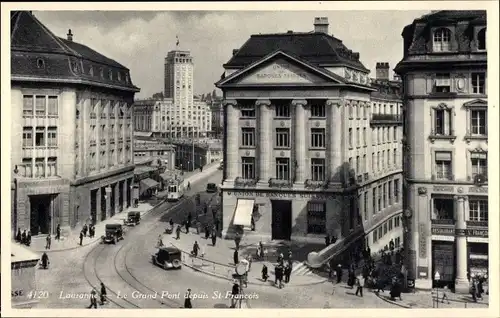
152 246 182 270
206 183 218 193
124 211 141 226
102 224 124 244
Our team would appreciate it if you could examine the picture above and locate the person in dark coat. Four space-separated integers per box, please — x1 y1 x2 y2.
261 264 269 281
347 268 355 288
88 289 98 309
21 230 27 245
192 241 199 257
204 225 210 239
284 261 292 283
215 218 220 233
169 219 174 228
16 229 22 242
176 225 181 240
233 249 239 265
184 289 193 308
211 231 217 246
234 233 241 250
83 224 88 237
45 234 51 249
230 282 240 308
100 282 107 305
275 264 284 288
41 252 49 269
56 224 61 240
336 264 343 284
90 225 95 238
184 219 190 234
331 235 337 244
187 211 192 227
26 231 32 247
79 231 84 246
325 235 330 246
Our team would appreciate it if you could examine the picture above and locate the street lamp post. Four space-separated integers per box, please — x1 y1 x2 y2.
434 271 441 308
233 263 248 309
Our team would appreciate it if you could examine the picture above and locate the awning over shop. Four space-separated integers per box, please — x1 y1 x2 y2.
233 199 255 227
139 178 159 194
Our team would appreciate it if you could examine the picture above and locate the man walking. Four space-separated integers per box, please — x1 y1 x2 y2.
355 275 364 297
79 231 84 246
100 282 107 305
233 249 239 265
83 224 88 237
184 289 193 308
234 233 241 250
211 230 217 246
56 224 61 240
176 225 181 240
46 234 51 250
284 261 292 283
336 264 343 284
192 241 199 257
88 289 98 309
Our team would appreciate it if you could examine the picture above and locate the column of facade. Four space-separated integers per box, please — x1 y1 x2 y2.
122 181 127 211
114 183 120 214
95 187 101 223
292 99 307 184
256 99 272 184
223 100 239 182
454 195 469 293
105 186 112 219
327 99 343 182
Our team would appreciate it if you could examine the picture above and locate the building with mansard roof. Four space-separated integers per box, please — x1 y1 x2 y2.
395 10 487 292
11 11 140 238
215 17 404 268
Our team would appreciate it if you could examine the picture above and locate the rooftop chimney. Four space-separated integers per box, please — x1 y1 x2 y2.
314 17 329 34
375 62 390 80
67 29 73 42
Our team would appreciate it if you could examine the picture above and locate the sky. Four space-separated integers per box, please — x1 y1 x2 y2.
33 10 430 99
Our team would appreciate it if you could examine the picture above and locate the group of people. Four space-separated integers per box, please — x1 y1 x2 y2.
87 283 108 309
470 276 486 302
15 228 32 247
79 223 96 246
260 250 293 289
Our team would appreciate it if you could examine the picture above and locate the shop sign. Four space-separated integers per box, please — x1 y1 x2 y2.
456 228 488 237
431 227 455 236
433 185 454 192
226 190 336 200
469 186 488 194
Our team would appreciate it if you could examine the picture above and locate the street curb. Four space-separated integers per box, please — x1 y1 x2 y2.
33 166 218 253
374 292 412 308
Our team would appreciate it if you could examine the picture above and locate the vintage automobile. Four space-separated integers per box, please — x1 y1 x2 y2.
102 223 124 244
206 183 218 193
152 246 182 270
124 211 141 226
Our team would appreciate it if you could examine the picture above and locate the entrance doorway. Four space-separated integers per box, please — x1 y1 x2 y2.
29 195 54 235
100 188 106 221
271 200 292 240
90 189 98 224
110 184 116 216
118 181 124 212
432 241 456 289
126 179 131 208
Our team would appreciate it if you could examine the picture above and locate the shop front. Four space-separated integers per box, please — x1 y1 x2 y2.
11 243 40 308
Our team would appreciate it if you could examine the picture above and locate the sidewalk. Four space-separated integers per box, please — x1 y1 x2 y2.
25 163 219 253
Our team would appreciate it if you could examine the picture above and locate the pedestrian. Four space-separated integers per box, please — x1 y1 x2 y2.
331 235 337 244
188 211 192 227
250 217 255 231
259 241 264 259
325 235 330 246
56 224 61 240
355 275 364 297
88 289 98 309
169 218 174 228
336 264 343 284
277 253 284 266
16 229 22 242
234 233 241 250
184 288 193 308
284 261 292 283
215 218 220 233
176 225 181 240
275 264 284 289
200 166 203 172
203 204 208 215
185 219 190 234
247 255 253 271
192 241 199 257
288 249 292 261
204 224 210 239
261 264 269 282
90 225 95 238
158 234 163 247
100 282 107 305
83 224 88 237
21 230 27 245
187 181 191 190
26 231 32 247
233 249 239 265
230 281 240 308
79 231 84 246
45 234 51 249
41 252 49 269
347 267 355 288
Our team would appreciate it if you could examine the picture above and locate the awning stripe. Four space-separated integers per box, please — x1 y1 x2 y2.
233 199 255 227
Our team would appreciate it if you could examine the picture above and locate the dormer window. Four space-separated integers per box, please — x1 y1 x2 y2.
477 28 486 51
434 73 451 93
117 72 121 81
109 70 113 80
433 28 451 52
100 68 104 78
89 66 94 76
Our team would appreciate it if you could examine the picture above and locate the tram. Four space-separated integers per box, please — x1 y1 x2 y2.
165 177 185 202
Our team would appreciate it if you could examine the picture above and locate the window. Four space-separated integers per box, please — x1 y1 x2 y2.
35 158 45 178
387 150 391 168
356 128 360 147
311 103 325 117
377 128 381 144
372 153 375 171
433 108 453 135
241 128 255 146
307 202 326 234
47 157 57 177
377 152 380 171
311 128 326 148
469 200 488 222
373 230 377 243
23 95 34 116
363 192 368 221
372 129 376 146
433 199 454 220
381 150 385 170
433 28 451 52
393 148 397 166
472 73 486 94
276 158 290 180
363 128 366 146
275 128 290 148
377 185 382 211
35 95 46 116
435 151 452 180
394 216 400 227
35 127 45 147
275 103 290 118
393 127 397 141
471 110 487 135
355 156 360 174
22 127 33 147
348 128 353 148
362 154 366 174
378 226 383 239
383 223 388 235
372 188 377 214
477 28 486 50
471 152 487 178
16 158 31 179
45 127 57 147
395 237 400 247
394 179 400 203
434 73 451 93
241 157 255 179
382 183 387 208
311 158 325 181
356 103 361 118
348 104 353 118
48 96 58 116
240 105 255 118
389 218 393 230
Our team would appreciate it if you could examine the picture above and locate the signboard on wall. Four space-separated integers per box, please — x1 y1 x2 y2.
225 190 337 200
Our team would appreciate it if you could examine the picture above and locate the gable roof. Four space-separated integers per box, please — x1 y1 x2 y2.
224 32 369 72
11 11 139 92
216 50 347 87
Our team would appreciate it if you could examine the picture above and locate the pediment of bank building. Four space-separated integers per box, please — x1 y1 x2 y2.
220 52 344 87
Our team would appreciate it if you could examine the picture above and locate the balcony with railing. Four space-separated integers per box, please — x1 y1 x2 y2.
234 177 258 187
370 113 403 126
305 179 328 189
268 178 293 188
